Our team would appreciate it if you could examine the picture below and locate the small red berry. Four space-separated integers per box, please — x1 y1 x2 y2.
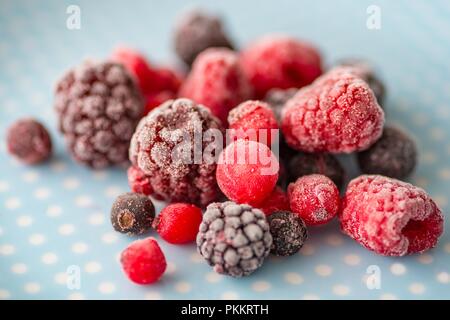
288 174 340 226
120 237 166 285
257 187 290 216
155 203 203 244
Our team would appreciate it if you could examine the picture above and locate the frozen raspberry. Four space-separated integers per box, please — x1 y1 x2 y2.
129 98 224 207
257 187 290 216
241 35 322 98
216 139 279 206
264 88 298 122
288 152 345 190
196 201 272 277
340 175 444 256
54 60 144 168
154 203 202 244
288 174 340 226
358 126 417 179
268 211 308 256
228 100 278 146
121 237 167 285
337 59 386 106
127 165 153 196
173 9 234 66
282 66 384 153
6 118 52 164
110 193 155 235
179 48 252 124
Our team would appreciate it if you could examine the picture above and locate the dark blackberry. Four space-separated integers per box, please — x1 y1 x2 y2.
129 98 224 207
267 211 307 256
358 126 417 179
173 9 234 66
111 193 155 235
264 87 298 123
196 201 272 277
288 152 345 190
54 60 144 169
6 118 52 164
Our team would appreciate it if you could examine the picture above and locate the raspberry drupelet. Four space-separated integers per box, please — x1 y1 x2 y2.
340 175 443 256
288 174 340 226
241 35 323 98
179 48 252 124
281 66 384 153
54 60 144 169
129 98 224 207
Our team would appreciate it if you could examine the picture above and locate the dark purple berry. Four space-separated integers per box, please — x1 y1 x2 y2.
358 126 417 179
111 193 155 235
264 87 297 123
267 211 307 256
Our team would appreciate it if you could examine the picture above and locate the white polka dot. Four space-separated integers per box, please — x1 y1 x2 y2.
0 227 3 236
47 205 62 217
445 243 450 253
433 195 448 208
190 252 203 263
88 212 104 225
22 171 39 183
68 292 85 300
75 195 93 207
58 224 75 235
93 171 108 180
332 284 350 296
11 263 27 274
29 233 46 245
54 272 68 285
417 254 433 264
221 291 239 300
439 168 450 180
145 291 162 300
16 215 33 227
101 232 118 244
0 244 15 255
175 281 191 293
71 242 88 254
251 281 271 292
0 181 10 192
0 289 11 299
5 197 21 209
205 272 223 283
315 264 333 277
284 272 304 285
299 243 315 256
325 234 344 246
41 252 58 264
436 272 450 284
302 294 320 300
104 186 123 198
85 261 102 273
63 177 80 190
50 161 66 172
24 282 41 294
380 293 397 300
98 282 115 294
390 263 406 275
409 283 425 295
34 187 51 199
430 128 445 141
166 262 177 275
343 254 361 266
413 177 429 188
421 152 437 164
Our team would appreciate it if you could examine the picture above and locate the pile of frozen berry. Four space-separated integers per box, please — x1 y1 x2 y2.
5 8 444 285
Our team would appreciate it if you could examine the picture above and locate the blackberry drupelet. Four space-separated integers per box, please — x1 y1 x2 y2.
267 211 308 256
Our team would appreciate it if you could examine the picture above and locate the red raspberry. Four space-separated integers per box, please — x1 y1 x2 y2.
127 165 153 196
282 66 384 153
340 175 444 256
288 174 340 226
154 203 202 244
217 139 279 206
120 237 167 285
241 35 323 98
257 187 290 216
179 48 252 124
228 100 279 146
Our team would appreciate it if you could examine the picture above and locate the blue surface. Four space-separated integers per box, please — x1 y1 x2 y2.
0 0 450 300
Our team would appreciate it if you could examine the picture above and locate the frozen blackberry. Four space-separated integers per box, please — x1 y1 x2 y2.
264 88 298 122
111 192 155 235
54 60 144 169
358 126 417 179
174 9 234 66
267 211 307 256
288 152 345 190
337 59 386 106
196 201 272 277
6 118 52 164
129 98 224 207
